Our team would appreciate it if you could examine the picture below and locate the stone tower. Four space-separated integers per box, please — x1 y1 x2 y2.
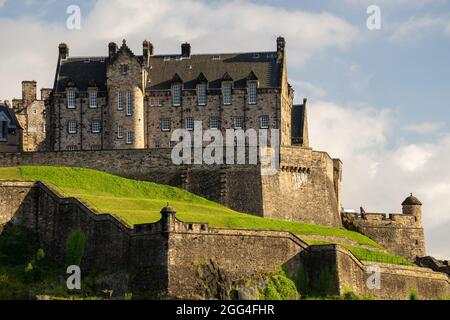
402 193 423 226
105 40 145 149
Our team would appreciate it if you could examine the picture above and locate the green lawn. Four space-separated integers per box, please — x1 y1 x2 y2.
0 166 384 252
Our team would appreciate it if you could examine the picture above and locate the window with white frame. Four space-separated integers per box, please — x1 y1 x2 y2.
154 141 160 149
222 83 232 105
185 117 194 131
172 83 182 106
91 120 101 133
248 82 257 105
126 131 134 144
117 125 124 139
209 117 220 130
161 118 171 132
234 117 243 129
68 121 77 134
67 90 76 109
260 115 269 129
126 91 133 116
118 92 125 110
197 83 207 106
89 90 97 108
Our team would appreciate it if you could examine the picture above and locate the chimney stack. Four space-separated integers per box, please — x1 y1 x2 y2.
143 40 154 65
59 43 69 60
22 81 37 105
277 36 286 62
181 42 191 58
109 42 118 58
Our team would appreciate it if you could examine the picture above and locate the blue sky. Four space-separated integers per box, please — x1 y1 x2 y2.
0 0 449 258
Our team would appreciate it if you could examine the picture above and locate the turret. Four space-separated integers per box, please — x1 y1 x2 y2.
402 193 423 226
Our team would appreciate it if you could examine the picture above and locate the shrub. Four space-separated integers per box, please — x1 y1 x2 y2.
36 248 46 261
259 272 299 300
0 273 28 300
65 230 86 266
0 226 36 265
409 290 419 300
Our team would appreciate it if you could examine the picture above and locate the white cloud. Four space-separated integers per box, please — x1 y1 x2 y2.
404 121 446 134
291 80 327 101
309 100 450 258
390 14 450 42
0 0 359 100
0 0 6 9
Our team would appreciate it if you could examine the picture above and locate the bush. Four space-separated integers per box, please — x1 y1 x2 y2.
259 272 299 300
409 290 419 300
65 230 86 266
0 273 28 300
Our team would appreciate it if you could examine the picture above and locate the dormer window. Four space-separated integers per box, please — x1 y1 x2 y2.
197 83 207 106
248 82 257 105
120 64 129 75
67 90 76 109
222 83 232 105
172 83 182 107
247 71 259 105
88 89 97 108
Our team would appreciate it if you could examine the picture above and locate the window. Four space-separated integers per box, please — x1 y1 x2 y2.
117 125 124 139
67 145 78 151
234 117 243 129
161 118 171 132
118 92 125 110
120 64 129 75
223 83 232 105
0 120 7 141
68 121 77 134
185 117 194 131
126 131 134 145
154 141 160 149
126 91 133 116
157 97 163 107
248 82 257 105
210 117 220 130
172 83 182 106
197 83 207 106
91 120 101 133
89 90 97 108
260 115 269 129
67 90 76 109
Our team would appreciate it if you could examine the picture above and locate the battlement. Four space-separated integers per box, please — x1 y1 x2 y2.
343 211 419 226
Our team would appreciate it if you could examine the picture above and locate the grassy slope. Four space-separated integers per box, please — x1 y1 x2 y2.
0 166 413 265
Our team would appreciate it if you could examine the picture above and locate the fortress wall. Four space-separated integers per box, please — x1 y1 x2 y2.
167 227 308 299
260 147 342 227
342 212 426 261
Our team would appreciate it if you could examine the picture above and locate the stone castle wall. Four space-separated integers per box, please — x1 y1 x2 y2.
0 146 342 227
342 212 426 261
1 180 448 300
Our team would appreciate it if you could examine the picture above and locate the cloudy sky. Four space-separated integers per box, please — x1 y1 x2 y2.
0 0 449 258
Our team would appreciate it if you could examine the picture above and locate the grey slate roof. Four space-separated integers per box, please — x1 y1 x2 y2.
54 51 281 92
147 52 281 90
55 57 108 92
0 103 21 129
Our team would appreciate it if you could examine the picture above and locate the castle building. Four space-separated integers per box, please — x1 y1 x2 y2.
44 37 307 151
11 81 49 152
0 101 22 152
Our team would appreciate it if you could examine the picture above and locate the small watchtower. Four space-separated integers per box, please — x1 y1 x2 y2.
402 193 423 226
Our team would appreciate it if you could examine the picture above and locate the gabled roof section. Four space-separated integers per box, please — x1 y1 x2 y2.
222 72 233 82
0 103 22 129
109 39 137 64
172 73 183 83
196 72 208 83
247 71 258 81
